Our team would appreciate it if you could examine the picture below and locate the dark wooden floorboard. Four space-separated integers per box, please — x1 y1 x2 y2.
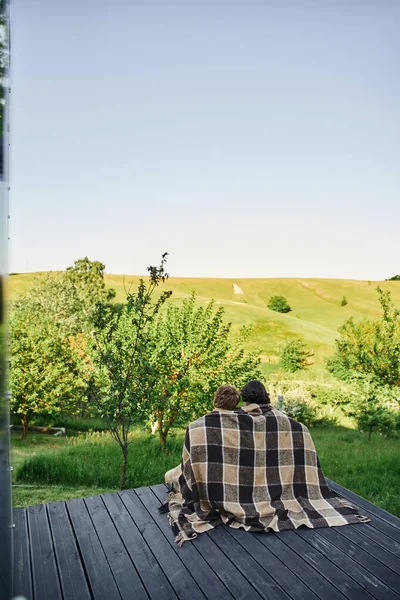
316 526 400 594
295 527 400 600
224 526 321 600
353 522 400 557
255 530 347 600
150 486 266 600
84 495 148 600
119 489 206 600
140 485 235 600
101 491 177 600
47 501 91 600
13 508 32 600
66 497 121 600
329 521 400 575
13 481 400 600
277 529 376 600
27 504 63 600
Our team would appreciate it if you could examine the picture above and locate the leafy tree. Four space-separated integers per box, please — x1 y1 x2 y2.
88 253 172 489
341 295 348 307
345 378 398 440
268 295 291 313
147 294 261 448
279 339 313 372
387 275 400 281
10 297 84 438
66 257 116 324
327 287 400 387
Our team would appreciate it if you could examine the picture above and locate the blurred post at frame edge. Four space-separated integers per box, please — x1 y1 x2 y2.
0 0 13 598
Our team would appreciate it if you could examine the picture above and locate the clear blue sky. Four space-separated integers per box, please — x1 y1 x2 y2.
10 0 400 279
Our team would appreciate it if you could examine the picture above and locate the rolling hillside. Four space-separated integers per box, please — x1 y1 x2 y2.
8 273 400 376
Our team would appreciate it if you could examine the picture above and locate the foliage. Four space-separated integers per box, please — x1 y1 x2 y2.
10 296 85 437
340 295 348 306
279 339 313 372
327 287 400 387
387 275 400 281
88 253 172 488
278 397 318 428
267 295 291 313
344 378 399 440
66 256 116 324
147 293 261 447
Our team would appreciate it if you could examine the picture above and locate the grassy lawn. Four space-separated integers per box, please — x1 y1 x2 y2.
12 425 400 517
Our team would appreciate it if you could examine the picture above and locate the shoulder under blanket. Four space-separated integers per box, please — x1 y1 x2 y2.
163 404 369 545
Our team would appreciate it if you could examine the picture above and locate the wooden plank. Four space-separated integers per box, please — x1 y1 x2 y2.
331 523 400 575
139 485 234 600
296 528 400 600
13 508 33 600
317 527 400 594
210 526 293 600
149 484 289 600
152 483 342 600
327 479 400 531
47 501 92 600
150 484 266 600
27 504 62 600
354 523 400 557
66 497 121 600
102 492 177 600
119 489 206 600
223 526 320 600
84 495 148 600
277 529 376 599
254 530 347 600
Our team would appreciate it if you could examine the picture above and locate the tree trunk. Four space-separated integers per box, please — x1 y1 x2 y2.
21 414 28 439
120 445 129 490
159 430 167 451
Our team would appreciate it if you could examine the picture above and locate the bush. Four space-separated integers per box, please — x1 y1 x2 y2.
279 340 313 372
267 295 291 313
341 296 348 306
278 398 318 428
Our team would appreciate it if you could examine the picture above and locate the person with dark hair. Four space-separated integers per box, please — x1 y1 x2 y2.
240 379 270 405
162 378 369 546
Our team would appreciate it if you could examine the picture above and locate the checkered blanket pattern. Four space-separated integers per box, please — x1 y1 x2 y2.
164 404 369 545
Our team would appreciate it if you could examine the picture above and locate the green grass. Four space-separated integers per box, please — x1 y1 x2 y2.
9 272 400 375
312 427 400 517
12 426 400 517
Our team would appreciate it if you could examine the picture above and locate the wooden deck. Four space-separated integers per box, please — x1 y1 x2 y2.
13 480 400 600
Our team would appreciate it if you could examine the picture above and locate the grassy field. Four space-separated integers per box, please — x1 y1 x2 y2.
12 426 400 516
7 272 400 375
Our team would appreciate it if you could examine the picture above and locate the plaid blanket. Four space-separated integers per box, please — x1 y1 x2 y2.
161 404 370 546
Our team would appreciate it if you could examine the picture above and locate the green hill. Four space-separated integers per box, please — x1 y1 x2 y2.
8 273 400 377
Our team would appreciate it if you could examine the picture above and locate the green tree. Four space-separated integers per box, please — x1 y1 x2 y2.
147 294 261 448
89 253 172 489
10 297 84 438
345 378 398 440
341 295 348 307
327 287 400 387
268 295 291 313
66 257 116 323
279 339 313 372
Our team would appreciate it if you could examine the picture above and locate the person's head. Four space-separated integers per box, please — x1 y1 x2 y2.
213 385 240 410
241 380 270 405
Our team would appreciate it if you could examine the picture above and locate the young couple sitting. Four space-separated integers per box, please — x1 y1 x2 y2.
162 380 369 546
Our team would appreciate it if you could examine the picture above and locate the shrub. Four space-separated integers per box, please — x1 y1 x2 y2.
278 398 318 428
267 295 291 313
341 296 348 306
279 340 313 372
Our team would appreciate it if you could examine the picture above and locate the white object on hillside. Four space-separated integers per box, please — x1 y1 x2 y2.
232 283 244 295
